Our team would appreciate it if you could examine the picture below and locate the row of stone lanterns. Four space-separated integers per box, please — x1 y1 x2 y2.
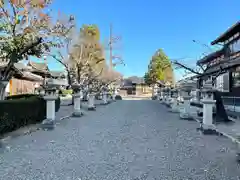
155 79 216 134
40 80 117 130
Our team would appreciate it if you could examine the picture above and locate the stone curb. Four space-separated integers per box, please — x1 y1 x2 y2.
0 114 72 147
214 127 240 145
0 101 114 147
192 116 240 145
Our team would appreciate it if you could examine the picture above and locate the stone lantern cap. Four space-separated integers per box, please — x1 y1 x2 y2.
162 87 169 92
46 79 60 89
102 86 108 91
179 79 196 91
201 79 214 93
171 88 178 93
154 84 159 88
35 85 44 91
72 83 81 93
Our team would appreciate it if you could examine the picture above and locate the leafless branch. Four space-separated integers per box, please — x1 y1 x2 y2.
172 60 202 75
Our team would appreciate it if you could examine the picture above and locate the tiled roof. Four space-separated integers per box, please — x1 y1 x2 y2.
211 21 240 45
50 71 66 78
28 61 49 71
126 76 145 84
197 48 225 65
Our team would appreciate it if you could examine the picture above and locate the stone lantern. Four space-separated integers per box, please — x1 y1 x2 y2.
159 87 164 101
152 84 159 99
157 88 161 100
190 90 198 102
165 86 172 106
169 88 179 113
80 84 84 100
112 86 118 101
106 86 112 103
179 80 196 120
88 84 96 111
102 86 108 105
162 87 167 103
200 79 216 132
72 83 83 117
41 79 59 130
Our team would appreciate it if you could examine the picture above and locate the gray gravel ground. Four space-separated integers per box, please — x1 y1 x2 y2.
1 100 240 180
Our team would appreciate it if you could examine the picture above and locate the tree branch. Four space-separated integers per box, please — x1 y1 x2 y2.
19 37 43 56
172 60 202 75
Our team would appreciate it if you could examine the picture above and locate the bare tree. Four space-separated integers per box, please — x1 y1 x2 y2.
172 58 226 84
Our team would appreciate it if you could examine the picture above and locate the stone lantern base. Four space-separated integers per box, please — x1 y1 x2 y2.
197 123 220 135
41 120 55 130
169 99 180 113
72 111 84 117
72 84 83 117
88 93 96 111
179 96 194 120
88 106 96 111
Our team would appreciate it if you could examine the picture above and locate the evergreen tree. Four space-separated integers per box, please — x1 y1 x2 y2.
144 49 174 85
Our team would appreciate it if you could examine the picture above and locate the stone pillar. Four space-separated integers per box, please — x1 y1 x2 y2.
201 82 216 131
112 88 116 101
42 88 57 130
179 90 192 120
170 89 179 113
152 84 158 98
88 93 96 111
72 84 83 117
162 88 167 103
107 89 111 103
160 88 164 101
80 90 83 100
102 89 108 105
190 90 198 102
165 87 172 106
157 88 161 100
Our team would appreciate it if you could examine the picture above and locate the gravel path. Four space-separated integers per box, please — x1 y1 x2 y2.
1 100 240 180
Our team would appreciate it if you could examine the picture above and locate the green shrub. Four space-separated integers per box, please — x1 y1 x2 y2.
0 95 61 135
151 95 158 100
6 94 61 112
0 96 46 135
115 95 122 100
59 89 73 96
6 94 37 100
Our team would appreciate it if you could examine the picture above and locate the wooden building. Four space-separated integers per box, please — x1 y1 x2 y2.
7 61 67 95
196 21 240 95
121 76 152 95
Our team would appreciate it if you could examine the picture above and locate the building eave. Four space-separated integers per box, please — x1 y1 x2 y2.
211 21 240 45
196 48 225 65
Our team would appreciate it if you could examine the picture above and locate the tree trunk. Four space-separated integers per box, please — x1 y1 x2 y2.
214 91 231 123
0 80 9 100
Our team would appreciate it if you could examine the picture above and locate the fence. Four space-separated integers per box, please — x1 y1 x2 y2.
221 96 240 113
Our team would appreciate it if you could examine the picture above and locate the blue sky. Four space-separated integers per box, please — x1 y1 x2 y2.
44 0 240 81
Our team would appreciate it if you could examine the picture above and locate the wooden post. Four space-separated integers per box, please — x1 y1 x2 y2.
9 79 12 95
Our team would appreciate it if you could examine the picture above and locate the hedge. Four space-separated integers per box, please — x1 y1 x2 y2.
59 89 73 96
0 94 61 135
6 94 37 100
115 95 122 100
6 94 61 112
0 96 45 135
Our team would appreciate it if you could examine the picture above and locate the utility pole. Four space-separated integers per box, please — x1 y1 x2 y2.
109 23 113 70
107 23 123 71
